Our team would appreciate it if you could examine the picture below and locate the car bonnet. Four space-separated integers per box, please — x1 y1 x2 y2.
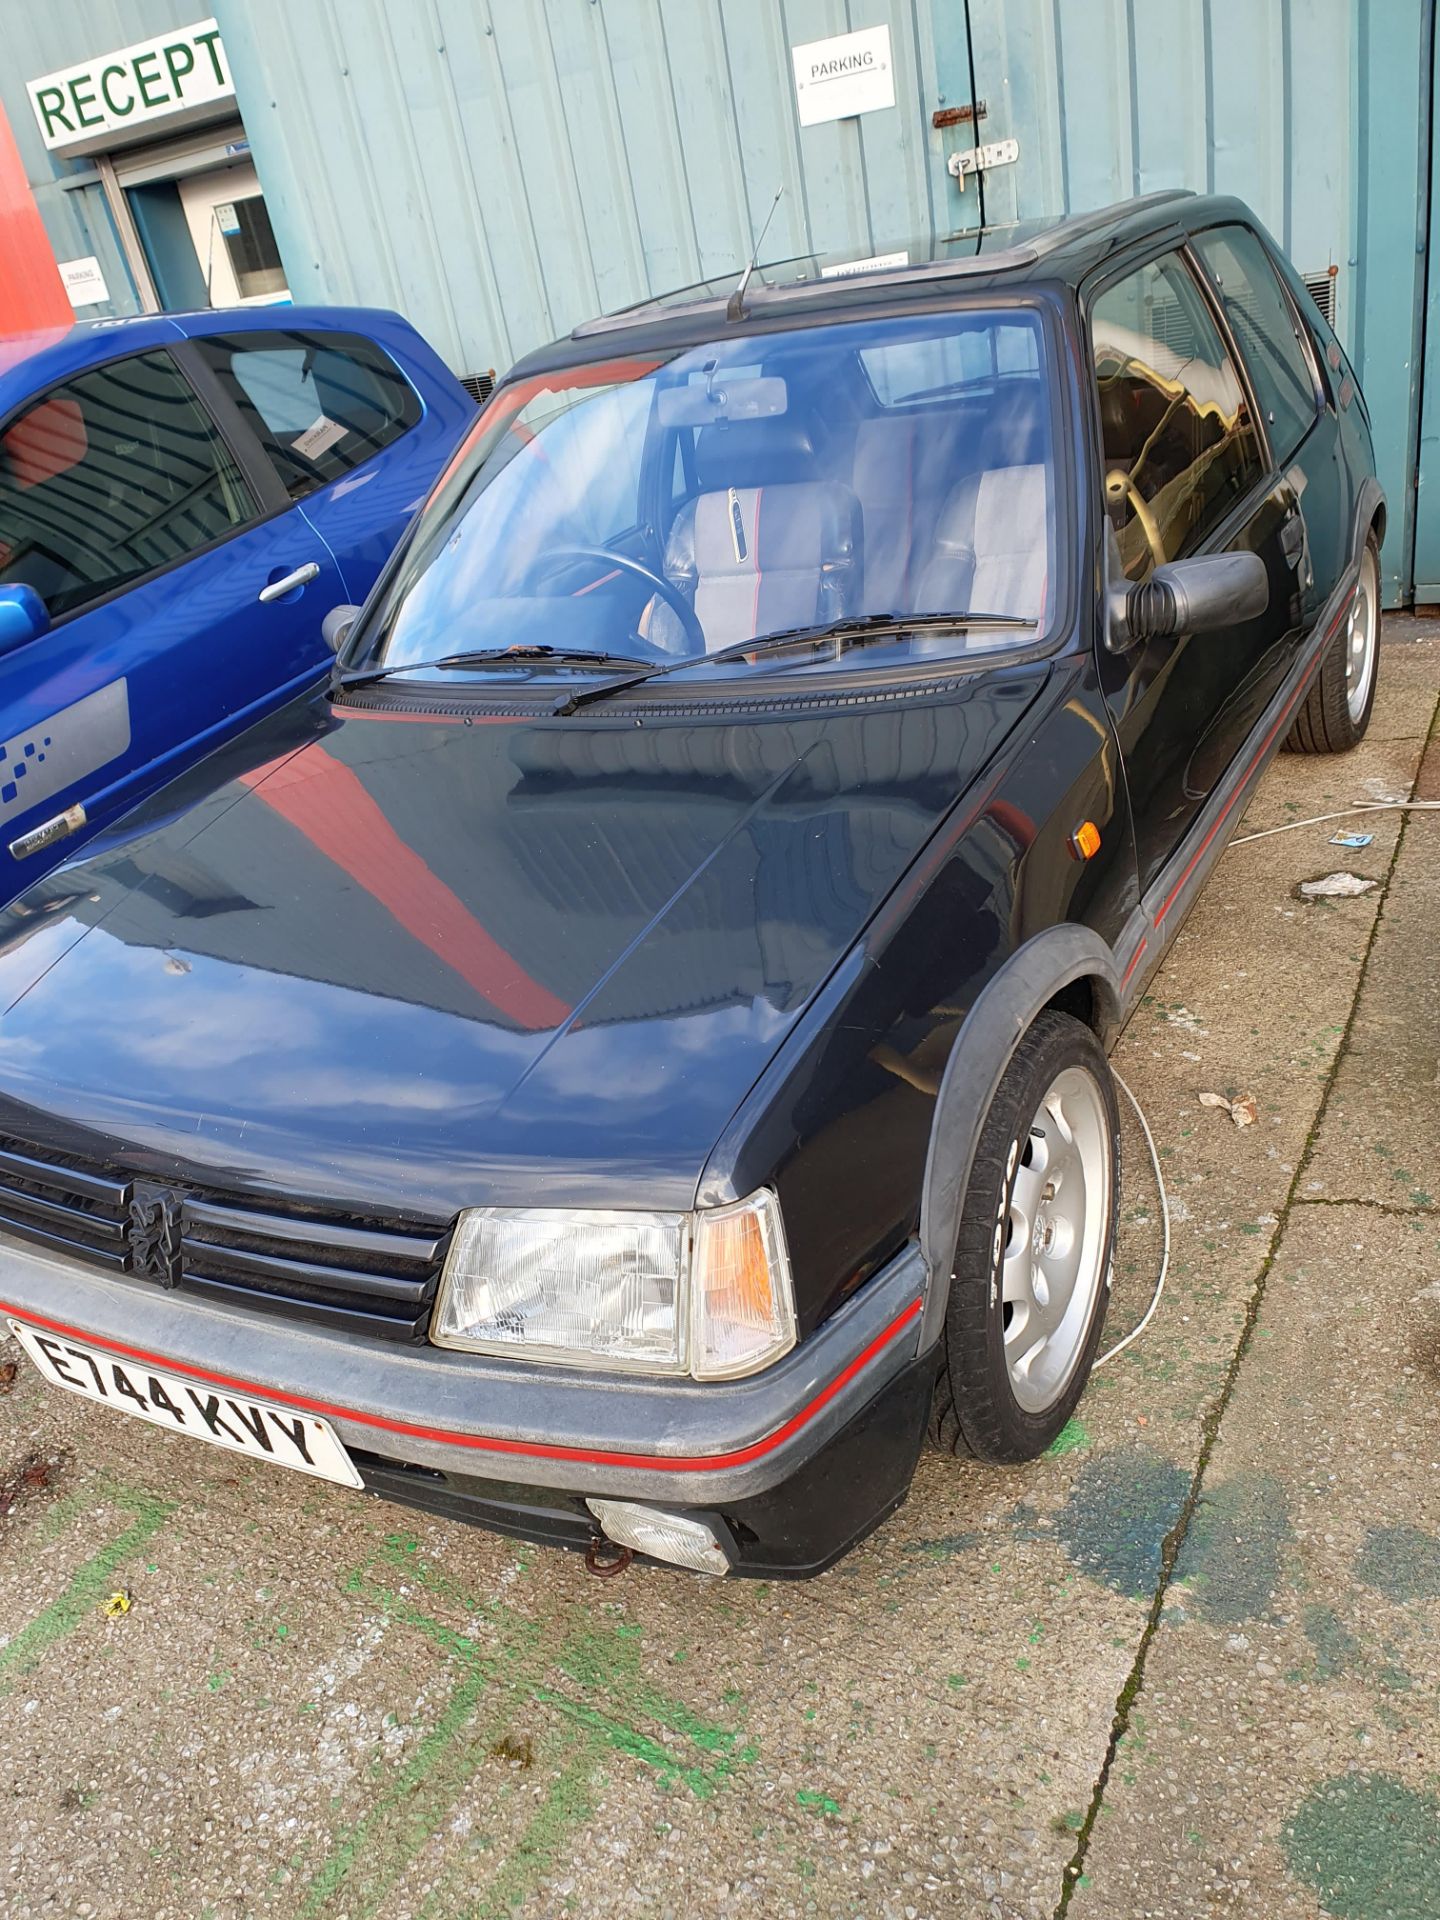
0 669 1047 1218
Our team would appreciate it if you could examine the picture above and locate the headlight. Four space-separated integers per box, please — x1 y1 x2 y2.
431 1189 796 1380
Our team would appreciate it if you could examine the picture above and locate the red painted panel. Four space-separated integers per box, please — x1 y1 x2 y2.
0 101 70 336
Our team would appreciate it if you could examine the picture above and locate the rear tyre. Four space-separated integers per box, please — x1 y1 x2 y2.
931 1010 1119 1464
1284 535 1381 754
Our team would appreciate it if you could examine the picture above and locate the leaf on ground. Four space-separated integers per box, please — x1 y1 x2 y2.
1298 871 1376 898
1198 1090 1258 1127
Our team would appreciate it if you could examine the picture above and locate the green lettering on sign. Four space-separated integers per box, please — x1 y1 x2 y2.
99 64 133 118
132 49 166 110
193 28 226 86
67 74 103 131
163 40 196 97
34 86 72 139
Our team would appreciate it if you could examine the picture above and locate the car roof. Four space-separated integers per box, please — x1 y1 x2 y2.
0 303 416 419
509 190 1263 378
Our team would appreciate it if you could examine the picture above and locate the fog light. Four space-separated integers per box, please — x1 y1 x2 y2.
586 1499 735 1575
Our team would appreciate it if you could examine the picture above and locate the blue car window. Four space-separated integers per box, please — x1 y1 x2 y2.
0 350 256 622
195 330 421 501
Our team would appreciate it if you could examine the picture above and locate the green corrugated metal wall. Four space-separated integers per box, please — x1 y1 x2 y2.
2 0 1437 602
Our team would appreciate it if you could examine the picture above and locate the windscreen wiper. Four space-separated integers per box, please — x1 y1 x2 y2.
550 611 1038 716
335 643 654 693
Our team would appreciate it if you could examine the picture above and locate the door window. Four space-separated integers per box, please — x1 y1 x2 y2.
0 351 255 621
1091 253 1264 581
194 331 421 501
1191 225 1320 464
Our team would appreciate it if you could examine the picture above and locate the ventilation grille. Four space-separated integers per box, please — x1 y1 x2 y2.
1302 270 1336 327
0 1136 446 1343
460 370 495 405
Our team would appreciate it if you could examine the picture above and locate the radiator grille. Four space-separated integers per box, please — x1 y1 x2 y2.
0 1137 445 1342
0 1142 128 1268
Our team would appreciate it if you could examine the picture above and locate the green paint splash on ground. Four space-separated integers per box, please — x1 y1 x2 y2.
468 1752 596 1920
1284 1772 1440 1920
901 1530 978 1560
1303 1605 1361 1681
302 1534 756 1919
1173 1472 1291 1624
1047 1418 1092 1456
1354 1525 1440 1602
796 1790 841 1815
1054 1447 1190 1596
0 1486 173 1687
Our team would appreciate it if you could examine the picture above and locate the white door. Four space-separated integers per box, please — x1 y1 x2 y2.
177 162 289 307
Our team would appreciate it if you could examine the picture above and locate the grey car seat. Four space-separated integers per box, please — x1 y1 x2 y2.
914 389 1052 622
652 419 862 653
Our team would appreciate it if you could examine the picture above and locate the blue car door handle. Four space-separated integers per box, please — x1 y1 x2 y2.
258 563 321 603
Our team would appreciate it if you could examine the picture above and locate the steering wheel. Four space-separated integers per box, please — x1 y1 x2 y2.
1104 469 1167 572
522 545 706 658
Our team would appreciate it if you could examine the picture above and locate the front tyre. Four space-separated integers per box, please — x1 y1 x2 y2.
1284 534 1381 754
931 1010 1119 1463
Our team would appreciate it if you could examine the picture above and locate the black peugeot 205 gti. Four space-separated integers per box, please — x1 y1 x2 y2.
0 192 1382 1576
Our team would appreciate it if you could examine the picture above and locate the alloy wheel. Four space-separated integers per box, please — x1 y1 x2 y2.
1001 1064 1113 1414
1346 547 1380 725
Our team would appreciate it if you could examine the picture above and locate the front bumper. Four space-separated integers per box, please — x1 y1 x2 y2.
0 1233 932 1575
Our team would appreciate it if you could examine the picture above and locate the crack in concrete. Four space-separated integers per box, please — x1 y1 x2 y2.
1293 1194 1440 1216
1052 685 1440 1917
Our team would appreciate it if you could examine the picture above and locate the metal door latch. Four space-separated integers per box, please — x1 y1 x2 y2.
947 137 1020 189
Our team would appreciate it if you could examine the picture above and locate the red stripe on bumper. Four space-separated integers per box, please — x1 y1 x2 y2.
0 1295 923 1476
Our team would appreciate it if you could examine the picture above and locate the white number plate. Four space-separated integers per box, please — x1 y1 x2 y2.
7 1320 363 1489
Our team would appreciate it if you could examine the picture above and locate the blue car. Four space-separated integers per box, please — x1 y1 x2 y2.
0 307 473 903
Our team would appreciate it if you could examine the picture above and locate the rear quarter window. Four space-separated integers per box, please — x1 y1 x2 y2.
195 329 422 501
1190 225 1321 466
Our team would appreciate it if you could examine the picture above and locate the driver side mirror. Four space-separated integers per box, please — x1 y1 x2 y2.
321 603 362 654
0 583 50 658
1108 551 1269 650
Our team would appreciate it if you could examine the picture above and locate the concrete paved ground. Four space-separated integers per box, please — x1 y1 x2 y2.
3 622 1439 1920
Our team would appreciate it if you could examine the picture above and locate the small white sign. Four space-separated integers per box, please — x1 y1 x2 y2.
213 201 241 235
292 415 348 462
821 249 909 280
28 18 232 154
58 255 108 308
792 25 895 128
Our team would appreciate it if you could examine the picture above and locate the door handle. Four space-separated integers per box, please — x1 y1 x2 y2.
258 562 321 603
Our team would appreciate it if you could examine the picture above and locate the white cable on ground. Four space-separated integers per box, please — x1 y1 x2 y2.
1096 801 1440 1363
1229 799 1440 846
1094 1069 1170 1369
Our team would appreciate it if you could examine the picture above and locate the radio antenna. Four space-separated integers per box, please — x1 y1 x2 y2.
726 185 784 323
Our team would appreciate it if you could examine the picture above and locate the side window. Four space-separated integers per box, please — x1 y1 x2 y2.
1191 225 1320 464
194 330 422 501
1091 252 1264 581
0 351 255 621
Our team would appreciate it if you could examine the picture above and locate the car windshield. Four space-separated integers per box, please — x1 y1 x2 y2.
355 308 1058 678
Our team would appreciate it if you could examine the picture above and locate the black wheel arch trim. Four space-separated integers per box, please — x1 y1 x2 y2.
1353 476 1385 558
916 924 1122 1350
